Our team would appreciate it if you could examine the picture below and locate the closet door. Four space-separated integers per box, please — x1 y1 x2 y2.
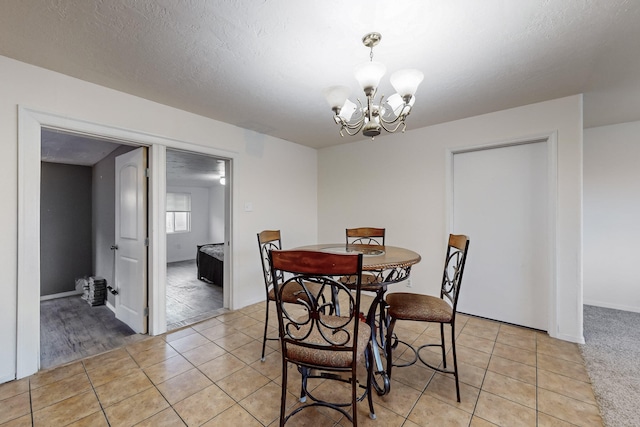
453 141 549 330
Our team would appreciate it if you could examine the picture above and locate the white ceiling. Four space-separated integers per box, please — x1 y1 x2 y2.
41 128 122 166
166 149 225 188
41 129 225 187
3 1 640 149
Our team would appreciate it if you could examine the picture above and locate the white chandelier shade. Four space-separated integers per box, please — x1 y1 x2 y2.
354 61 387 92
390 69 424 98
323 32 424 139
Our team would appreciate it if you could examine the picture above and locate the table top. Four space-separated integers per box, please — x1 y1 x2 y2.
294 244 421 271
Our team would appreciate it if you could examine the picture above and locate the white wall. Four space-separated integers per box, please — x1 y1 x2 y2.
209 185 225 243
166 186 211 263
0 55 317 382
584 121 640 312
318 95 584 343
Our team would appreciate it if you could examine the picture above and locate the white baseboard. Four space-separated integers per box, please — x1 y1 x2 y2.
106 300 116 313
40 290 83 301
552 332 585 344
0 373 16 385
584 299 640 313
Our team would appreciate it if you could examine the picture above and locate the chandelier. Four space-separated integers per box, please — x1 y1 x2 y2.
323 32 424 139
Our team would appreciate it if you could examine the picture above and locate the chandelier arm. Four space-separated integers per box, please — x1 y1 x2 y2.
378 113 404 126
379 119 407 134
340 123 365 137
347 98 367 126
334 97 368 136
342 115 366 131
379 103 413 126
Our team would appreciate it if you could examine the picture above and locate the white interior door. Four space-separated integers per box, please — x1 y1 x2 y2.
115 147 148 333
453 141 549 330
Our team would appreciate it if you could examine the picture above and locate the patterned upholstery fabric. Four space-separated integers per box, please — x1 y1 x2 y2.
284 315 371 368
386 292 453 323
267 282 322 303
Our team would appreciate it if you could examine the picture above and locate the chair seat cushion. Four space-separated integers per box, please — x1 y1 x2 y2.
386 293 453 323
285 316 371 368
268 281 322 303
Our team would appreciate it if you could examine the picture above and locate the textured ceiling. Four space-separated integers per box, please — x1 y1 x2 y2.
3 1 640 148
41 129 225 187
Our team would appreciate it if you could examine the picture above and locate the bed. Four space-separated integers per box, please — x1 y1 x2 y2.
196 243 224 286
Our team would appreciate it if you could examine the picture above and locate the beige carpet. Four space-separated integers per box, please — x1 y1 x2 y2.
581 305 640 426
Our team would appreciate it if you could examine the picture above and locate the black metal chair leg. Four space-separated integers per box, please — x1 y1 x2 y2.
451 324 461 402
440 322 447 369
299 366 308 403
261 300 270 362
366 344 377 420
385 317 397 380
280 359 288 427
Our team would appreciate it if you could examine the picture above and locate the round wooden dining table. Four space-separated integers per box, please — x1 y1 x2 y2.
294 243 421 395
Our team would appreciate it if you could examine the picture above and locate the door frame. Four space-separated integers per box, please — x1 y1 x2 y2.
445 132 558 336
17 106 236 378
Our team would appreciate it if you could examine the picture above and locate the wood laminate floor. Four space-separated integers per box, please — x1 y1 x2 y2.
40 296 142 369
166 259 225 331
40 259 224 369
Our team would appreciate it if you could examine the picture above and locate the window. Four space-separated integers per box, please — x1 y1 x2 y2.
166 192 191 233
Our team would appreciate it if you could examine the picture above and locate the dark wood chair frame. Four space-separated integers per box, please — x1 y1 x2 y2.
270 249 376 426
385 234 470 402
257 230 284 362
346 227 386 246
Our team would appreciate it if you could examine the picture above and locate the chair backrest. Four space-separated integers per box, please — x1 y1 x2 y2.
269 250 364 365
441 234 470 311
346 227 385 245
257 230 282 293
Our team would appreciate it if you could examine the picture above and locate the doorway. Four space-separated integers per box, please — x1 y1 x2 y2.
165 149 228 330
17 107 236 379
452 138 552 331
39 130 144 368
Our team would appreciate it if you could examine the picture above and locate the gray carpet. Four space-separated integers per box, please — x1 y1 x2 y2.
581 305 640 427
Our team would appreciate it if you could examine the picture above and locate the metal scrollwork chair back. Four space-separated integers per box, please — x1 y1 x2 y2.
343 227 386 291
270 249 376 426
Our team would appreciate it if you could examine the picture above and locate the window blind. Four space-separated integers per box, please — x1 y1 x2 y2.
166 192 191 212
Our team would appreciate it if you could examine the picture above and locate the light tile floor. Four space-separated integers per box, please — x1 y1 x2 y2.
0 295 603 426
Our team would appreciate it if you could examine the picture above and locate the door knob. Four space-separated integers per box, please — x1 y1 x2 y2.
110 245 118 250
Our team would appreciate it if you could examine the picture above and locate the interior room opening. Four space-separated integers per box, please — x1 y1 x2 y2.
165 149 228 330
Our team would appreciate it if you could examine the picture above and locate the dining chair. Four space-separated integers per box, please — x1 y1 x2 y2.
257 230 283 361
384 234 470 402
269 249 376 425
346 227 386 245
344 227 386 289
257 230 324 362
